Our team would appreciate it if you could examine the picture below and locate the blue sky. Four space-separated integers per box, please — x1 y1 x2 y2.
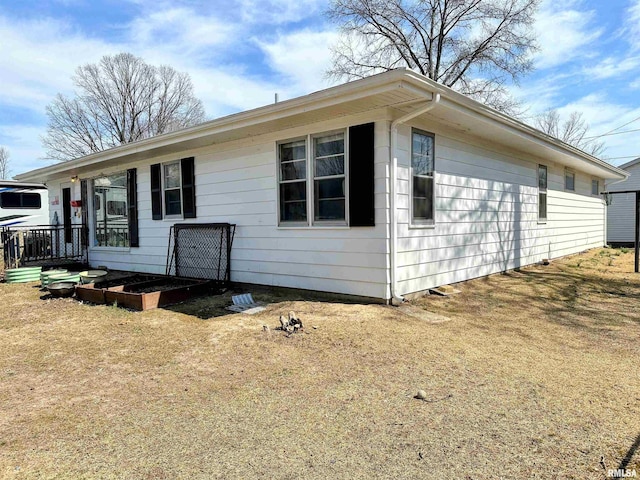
1 0 640 176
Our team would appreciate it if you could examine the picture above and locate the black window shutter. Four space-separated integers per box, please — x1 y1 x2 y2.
181 157 196 219
80 179 89 248
62 187 72 243
150 163 162 220
127 168 139 247
348 122 375 226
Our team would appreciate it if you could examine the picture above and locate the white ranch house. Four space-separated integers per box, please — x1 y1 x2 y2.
16 69 628 302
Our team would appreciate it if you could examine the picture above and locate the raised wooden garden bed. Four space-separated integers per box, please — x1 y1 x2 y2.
75 274 214 311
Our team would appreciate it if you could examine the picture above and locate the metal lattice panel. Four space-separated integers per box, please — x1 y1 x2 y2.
166 223 235 282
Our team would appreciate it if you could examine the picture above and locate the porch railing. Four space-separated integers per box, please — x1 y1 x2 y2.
95 225 129 248
1 224 87 270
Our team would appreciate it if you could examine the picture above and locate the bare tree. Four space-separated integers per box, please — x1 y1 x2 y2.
535 110 606 157
327 0 539 114
43 53 206 162
0 146 10 179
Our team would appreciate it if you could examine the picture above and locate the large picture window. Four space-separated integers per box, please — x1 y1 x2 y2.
411 129 435 224
93 172 129 247
538 164 547 221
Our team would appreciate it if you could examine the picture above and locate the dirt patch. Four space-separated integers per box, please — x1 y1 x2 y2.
0 248 639 479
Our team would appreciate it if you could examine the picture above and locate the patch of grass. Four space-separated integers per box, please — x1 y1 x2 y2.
0 248 639 478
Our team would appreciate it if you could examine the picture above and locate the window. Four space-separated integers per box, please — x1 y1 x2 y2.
565 169 575 191
313 132 346 223
0 192 41 209
93 172 129 247
538 165 547 221
278 139 307 223
278 130 348 225
163 161 182 216
150 158 195 220
592 179 599 196
411 129 435 224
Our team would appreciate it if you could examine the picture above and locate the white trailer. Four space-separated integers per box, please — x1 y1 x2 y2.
0 181 49 227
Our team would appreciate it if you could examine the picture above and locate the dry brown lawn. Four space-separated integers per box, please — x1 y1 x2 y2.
1 248 639 479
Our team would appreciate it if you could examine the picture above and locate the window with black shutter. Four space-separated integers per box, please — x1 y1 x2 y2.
277 124 376 227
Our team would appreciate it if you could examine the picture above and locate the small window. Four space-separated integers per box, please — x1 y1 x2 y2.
565 169 575 191
313 132 346 223
538 165 547 221
279 139 307 223
592 179 599 196
163 161 182 216
411 129 435 223
0 192 41 209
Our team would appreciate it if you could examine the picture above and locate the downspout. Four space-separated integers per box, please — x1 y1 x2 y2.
389 92 441 305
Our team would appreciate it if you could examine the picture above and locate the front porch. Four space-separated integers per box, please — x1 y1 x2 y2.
1 224 88 271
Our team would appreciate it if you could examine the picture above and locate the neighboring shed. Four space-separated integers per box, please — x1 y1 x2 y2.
607 157 640 245
15 69 628 302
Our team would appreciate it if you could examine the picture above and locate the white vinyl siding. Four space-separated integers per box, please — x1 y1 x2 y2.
44 110 612 301
394 124 605 296
51 114 390 299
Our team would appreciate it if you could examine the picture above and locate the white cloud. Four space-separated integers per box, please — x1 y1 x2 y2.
547 94 640 165
623 0 640 50
583 55 640 79
0 4 344 175
128 7 236 59
0 16 116 112
257 29 338 96
238 0 327 25
533 0 602 69
512 73 576 115
0 124 55 175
